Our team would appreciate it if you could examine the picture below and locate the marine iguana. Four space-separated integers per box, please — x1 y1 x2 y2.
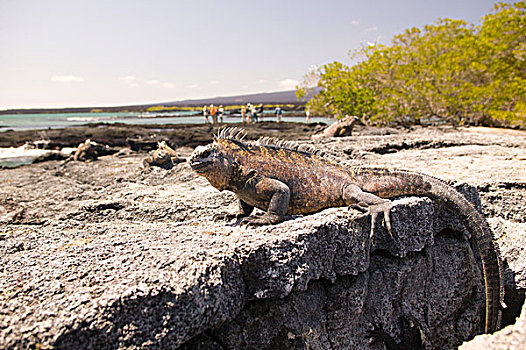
189 127 503 334
311 115 360 139
143 141 185 170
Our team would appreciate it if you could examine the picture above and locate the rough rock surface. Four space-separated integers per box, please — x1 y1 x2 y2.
1 125 525 349
460 301 526 350
0 121 326 149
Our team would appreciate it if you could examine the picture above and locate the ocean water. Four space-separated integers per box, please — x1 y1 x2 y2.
0 111 196 130
0 111 332 167
0 110 330 131
0 145 76 168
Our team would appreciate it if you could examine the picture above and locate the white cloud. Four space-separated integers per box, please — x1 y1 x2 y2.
188 84 198 89
51 75 84 83
120 75 139 88
145 79 175 88
258 79 267 83
209 80 220 85
365 26 378 32
119 75 137 83
351 20 359 25
279 78 299 90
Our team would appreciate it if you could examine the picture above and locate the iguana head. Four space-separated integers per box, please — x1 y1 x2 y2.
189 142 235 190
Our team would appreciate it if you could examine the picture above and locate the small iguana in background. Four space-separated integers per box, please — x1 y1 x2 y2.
189 127 503 334
143 141 185 170
311 115 360 140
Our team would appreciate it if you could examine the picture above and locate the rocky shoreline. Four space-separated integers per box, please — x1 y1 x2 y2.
1 123 525 349
0 121 326 149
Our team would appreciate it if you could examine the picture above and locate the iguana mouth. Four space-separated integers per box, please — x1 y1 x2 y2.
190 161 211 171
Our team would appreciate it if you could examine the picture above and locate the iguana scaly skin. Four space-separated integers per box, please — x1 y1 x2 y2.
189 127 503 333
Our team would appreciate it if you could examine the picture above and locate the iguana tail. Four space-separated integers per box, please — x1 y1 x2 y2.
351 167 503 334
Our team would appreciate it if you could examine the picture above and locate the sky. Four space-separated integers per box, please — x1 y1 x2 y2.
0 0 500 109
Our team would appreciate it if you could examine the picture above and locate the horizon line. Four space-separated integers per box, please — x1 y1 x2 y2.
0 89 305 112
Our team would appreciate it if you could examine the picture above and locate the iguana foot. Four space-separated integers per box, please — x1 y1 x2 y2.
240 214 282 226
240 216 271 226
351 201 393 241
368 201 393 240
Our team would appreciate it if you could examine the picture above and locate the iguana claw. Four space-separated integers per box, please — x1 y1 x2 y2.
240 216 271 226
239 213 282 227
367 201 393 241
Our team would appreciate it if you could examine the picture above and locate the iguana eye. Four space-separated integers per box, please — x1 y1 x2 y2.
200 149 211 158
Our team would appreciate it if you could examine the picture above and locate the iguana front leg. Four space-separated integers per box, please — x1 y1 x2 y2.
343 184 393 239
240 177 290 226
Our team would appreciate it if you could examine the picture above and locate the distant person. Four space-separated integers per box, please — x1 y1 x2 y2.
250 104 258 123
305 109 311 122
241 105 247 123
203 105 209 124
218 105 224 124
210 104 218 125
248 106 253 123
274 106 283 123
257 104 264 121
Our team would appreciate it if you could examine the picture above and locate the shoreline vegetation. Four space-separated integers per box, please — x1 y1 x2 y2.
2 4 524 131
297 1 525 129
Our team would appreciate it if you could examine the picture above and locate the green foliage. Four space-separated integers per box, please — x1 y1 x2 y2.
147 105 179 112
300 1 526 128
146 106 201 112
297 62 375 118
